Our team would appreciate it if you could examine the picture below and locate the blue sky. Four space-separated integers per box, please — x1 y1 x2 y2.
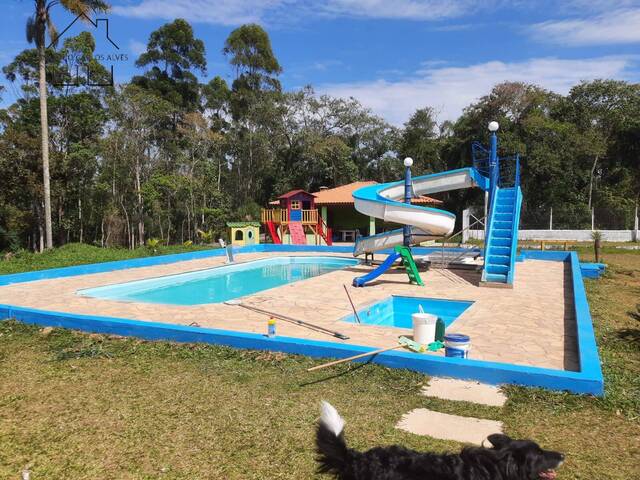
1 0 639 124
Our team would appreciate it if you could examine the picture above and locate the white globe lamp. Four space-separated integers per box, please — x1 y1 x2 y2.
403 157 414 167
488 121 499 132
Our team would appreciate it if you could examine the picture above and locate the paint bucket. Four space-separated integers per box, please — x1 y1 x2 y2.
444 333 471 358
412 313 437 345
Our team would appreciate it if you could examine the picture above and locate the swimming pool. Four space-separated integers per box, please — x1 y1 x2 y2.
79 256 359 305
342 296 473 329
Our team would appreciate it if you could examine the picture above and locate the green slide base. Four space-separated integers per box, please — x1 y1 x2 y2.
394 245 424 286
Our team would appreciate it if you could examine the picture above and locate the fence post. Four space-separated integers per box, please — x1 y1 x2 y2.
591 207 595 231
462 208 470 243
634 203 639 242
549 207 553 230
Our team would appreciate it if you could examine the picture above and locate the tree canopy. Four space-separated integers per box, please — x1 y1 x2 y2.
1 19 638 251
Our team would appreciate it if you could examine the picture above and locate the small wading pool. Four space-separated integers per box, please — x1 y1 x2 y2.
343 296 473 329
78 256 359 305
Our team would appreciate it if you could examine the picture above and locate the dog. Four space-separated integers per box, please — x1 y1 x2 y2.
316 401 564 480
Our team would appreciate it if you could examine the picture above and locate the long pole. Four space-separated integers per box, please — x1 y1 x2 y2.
403 158 413 247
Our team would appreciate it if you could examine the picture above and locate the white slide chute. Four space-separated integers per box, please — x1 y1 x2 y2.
352 168 488 256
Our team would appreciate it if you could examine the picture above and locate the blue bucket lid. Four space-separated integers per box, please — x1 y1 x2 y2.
444 333 470 342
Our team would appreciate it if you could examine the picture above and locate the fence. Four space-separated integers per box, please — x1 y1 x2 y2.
463 205 640 243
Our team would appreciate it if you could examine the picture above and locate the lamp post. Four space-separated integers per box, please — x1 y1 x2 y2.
403 157 413 247
486 121 499 244
488 121 499 196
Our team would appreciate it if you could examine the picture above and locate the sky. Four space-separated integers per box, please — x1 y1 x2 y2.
1 0 639 125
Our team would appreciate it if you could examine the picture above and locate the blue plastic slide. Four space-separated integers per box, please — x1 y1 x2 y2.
353 253 401 287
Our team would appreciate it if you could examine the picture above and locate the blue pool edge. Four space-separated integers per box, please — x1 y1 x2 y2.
0 246 604 396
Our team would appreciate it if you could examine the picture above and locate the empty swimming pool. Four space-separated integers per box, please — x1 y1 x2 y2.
78 256 359 305
342 296 473 329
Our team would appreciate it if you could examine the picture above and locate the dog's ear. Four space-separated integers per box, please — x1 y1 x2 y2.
487 434 512 449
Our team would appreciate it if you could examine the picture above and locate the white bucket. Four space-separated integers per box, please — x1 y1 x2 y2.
412 313 437 345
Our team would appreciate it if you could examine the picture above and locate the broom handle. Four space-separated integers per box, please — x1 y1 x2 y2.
307 345 402 372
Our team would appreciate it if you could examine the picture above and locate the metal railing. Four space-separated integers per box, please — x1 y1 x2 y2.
431 215 486 269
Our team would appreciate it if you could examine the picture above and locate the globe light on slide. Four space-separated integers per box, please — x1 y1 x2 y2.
488 121 499 132
403 157 413 167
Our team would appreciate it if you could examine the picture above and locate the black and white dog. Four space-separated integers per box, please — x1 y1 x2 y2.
316 401 564 480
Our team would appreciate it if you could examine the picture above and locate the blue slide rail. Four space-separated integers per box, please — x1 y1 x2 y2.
353 253 401 287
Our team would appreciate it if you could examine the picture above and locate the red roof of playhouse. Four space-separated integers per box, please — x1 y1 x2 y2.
276 189 316 199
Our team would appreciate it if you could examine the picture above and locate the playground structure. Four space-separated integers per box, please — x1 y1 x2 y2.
227 222 260 246
351 122 522 287
261 190 332 246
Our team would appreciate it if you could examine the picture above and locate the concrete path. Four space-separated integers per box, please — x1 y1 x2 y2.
422 378 507 407
397 409 503 445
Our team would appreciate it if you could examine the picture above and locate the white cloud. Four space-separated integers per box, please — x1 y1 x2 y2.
112 0 288 26
128 40 147 56
112 0 481 25
530 8 640 46
319 56 636 125
321 0 475 20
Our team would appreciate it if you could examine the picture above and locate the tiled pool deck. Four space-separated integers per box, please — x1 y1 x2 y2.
0 245 604 394
0 251 577 371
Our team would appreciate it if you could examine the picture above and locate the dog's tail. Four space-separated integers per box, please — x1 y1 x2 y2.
316 401 351 476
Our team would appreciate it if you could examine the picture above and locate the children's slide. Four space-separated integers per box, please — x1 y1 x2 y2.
288 221 307 245
351 168 489 287
352 168 488 256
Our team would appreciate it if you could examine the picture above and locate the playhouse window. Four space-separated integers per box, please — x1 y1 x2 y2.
235 230 244 241
291 200 301 209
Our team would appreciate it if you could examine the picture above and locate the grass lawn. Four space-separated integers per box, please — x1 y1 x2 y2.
0 244 638 479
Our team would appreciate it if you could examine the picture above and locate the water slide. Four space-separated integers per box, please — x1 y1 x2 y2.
352 168 489 256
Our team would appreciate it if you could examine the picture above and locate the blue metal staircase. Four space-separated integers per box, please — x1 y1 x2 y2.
483 187 519 284
472 129 523 286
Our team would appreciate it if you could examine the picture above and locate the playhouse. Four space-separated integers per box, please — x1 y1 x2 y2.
261 190 332 245
227 222 260 246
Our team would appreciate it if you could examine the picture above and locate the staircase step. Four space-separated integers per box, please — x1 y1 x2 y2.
490 246 510 256
488 255 510 265
492 238 511 247
496 206 511 213
493 229 512 239
487 264 509 274
493 221 512 230
485 272 507 283
494 213 513 222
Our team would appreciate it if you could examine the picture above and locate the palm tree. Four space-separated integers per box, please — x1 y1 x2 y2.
27 0 109 249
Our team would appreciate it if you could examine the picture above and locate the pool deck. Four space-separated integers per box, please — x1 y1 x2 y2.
0 251 578 372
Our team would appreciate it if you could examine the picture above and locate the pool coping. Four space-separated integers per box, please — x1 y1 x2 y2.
0 245 604 396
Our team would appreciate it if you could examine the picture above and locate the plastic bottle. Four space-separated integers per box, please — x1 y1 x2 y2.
267 317 276 338
435 317 445 342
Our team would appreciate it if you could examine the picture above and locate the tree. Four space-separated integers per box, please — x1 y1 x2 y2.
400 107 441 174
223 24 282 119
26 0 109 249
133 18 206 111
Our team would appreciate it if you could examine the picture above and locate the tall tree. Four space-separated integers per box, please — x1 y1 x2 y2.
133 18 206 111
26 0 109 249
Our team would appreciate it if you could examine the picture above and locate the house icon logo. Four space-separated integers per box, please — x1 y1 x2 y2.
48 13 126 87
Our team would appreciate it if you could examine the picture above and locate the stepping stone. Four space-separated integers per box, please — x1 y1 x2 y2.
397 409 503 445
422 378 507 407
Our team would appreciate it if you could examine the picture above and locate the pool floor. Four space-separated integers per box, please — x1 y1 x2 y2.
343 296 473 329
